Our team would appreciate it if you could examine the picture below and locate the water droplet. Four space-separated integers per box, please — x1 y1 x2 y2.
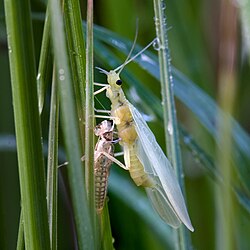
161 1 166 10
153 16 160 28
37 73 41 81
167 121 173 135
59 68 65 81
169 75 173 83
153 16 159 22
153 38 161 51
8 44 12 53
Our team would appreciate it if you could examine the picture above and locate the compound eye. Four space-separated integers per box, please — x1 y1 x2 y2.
116 79 122 86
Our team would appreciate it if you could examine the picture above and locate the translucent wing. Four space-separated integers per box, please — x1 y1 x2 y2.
136 138 181 228
145 187 181 228
129 103 194 231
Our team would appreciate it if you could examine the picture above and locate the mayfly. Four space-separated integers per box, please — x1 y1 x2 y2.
93 120 122 213
94 36 194 231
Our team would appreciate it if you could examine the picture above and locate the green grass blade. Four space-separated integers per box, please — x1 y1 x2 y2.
46 65 59 250
235 189 250 214
85 0 97 246
4 0 50 248
85 0 95 213
215 5 238 248
49 0 94 248
63 0 86 141
153 0 192 248
99 204 114 250
37 9 52 114
180 126 221 183
16 211 24 250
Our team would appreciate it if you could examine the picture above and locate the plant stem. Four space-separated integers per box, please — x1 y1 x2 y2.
4 0 50 248
85 0 97 245
37 9 52 114
85 0 95 209
153 0 192 249
63 0 86 144
16 211 24 250
216 1 237 249
46 65 59 250
49 0 94 248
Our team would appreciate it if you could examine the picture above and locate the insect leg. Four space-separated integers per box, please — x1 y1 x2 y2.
123 145 131 169
114 152 124 157
111 138 120 144
94 82 109 87
101 152 129 170
94 114 113 119
58 161 69 168
94 85 109 96
94 115 120 124
94 108 111 114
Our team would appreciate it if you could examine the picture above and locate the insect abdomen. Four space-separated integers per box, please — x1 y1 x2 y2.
129 147 155 188
95 155 112 212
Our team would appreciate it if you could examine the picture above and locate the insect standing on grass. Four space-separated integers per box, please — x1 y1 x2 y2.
62 120 120 213
94 36 194 231
93 120 122 213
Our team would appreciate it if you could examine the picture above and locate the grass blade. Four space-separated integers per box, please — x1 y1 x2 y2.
16 211 24 250
63 0 86 141
37 9 52 114
215 3 238 249
4 0 50 248
49 0 94 248
99 204 114 250
85 0 97 246
46 65 59 249
85 0 95 213
153 0 192 248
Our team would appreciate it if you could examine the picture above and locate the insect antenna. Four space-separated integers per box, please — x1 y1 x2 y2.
95 66 109 75
114 19 157 74
114 38 157 74
114 20 139 74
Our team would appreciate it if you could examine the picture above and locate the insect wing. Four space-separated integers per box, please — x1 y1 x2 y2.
129 103 194 231
136 138 181 227
145 187 181 228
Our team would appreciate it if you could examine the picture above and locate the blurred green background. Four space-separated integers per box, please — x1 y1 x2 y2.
1 0 250 249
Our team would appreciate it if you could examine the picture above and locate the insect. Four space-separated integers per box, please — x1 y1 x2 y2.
93 120 121 213
61 120 121 213
94 37 194 231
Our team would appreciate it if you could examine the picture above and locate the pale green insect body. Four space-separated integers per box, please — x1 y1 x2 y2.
95 38 194 231
105 71 155 188
96 68 194 231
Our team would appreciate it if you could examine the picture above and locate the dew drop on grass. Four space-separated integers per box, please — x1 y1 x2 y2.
153 37 161 51
59 68 65 81
167 121 173 135
37 73 41 81
161 0 166 10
